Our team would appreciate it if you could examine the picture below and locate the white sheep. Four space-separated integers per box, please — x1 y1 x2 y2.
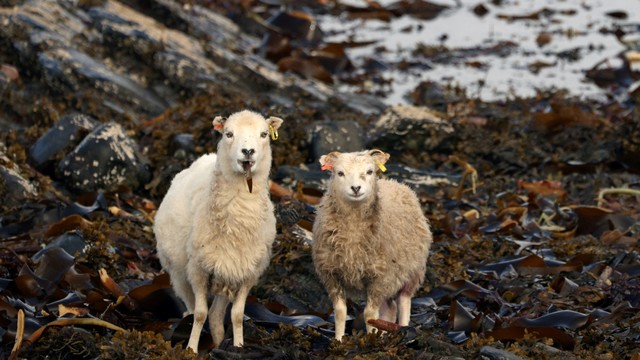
312 149 432 340
154 110 283 352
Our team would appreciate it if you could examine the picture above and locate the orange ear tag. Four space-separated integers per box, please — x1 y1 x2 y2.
214 123 223 131
269 125 279 140
376 162 387 172
321 164 333 171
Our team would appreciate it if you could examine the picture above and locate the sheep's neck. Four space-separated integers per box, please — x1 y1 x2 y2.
205 167 271 228
213 166 269 195
331 193 379 221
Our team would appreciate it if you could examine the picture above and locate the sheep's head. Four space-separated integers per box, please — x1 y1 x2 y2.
213 110 283 192
319 149 390 203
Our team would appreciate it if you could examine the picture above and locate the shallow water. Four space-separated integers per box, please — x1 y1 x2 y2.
320 0 640 103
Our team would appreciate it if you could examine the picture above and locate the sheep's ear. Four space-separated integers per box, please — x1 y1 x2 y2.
368 149 390 172
266 116 283 141
266 116 283 130
212 116 226 133
319 151 341 171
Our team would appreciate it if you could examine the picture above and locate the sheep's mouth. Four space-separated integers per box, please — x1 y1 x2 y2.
240 161 254 193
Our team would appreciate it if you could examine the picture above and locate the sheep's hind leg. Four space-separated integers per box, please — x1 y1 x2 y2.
379 298 397 323
363 298 382 334
397 293 412 326
209 294 230 348
186 269 209 353
171 272 195 314
230 283 251 347
332 295 347 341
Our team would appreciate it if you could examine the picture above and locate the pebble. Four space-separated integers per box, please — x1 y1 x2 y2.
171 133 195 154
479 346 524 360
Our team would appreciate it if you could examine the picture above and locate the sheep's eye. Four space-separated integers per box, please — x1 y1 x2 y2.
337 171 345 177
366 169 374 175
260 131 268 138
225 132 233 138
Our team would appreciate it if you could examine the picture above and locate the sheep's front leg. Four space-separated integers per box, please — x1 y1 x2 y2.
209 294 230 348
230 283 251 347
363 298 382 334
397 292 412 326
186 268 208 353
332 295 347 341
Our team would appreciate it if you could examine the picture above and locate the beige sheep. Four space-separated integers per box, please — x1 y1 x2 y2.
154 110 283 352
312 149 432 340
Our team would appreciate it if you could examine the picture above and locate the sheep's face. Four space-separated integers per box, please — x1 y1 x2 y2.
213 110 283 182
320 150 390 203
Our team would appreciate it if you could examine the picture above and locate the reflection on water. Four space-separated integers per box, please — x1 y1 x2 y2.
320 0 640 103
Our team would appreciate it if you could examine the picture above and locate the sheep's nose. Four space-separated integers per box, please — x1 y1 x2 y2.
242 148 255 157
351 186 361 194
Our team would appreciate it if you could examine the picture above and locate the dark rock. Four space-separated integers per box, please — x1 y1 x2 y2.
417 337 467 358
367 104 456 158
275 195 312 228
88 2 223 92
89 7 162 57
58 122 151 192
38 48 167 116
143 0 385 114
270 271 332 314
473 4 490 17
153 49 220 91
409 80 462 111
0 0 89 45
29 113 100 170
273 164 329 192
308 120 365 163
0 152 38 209
0 68 11 95
330 91 386 115
384 163 456 196
267 10 322 45
479 346 524 360
387 0 449 21
171 133 194 154
534 343 580 359
0 1 169 116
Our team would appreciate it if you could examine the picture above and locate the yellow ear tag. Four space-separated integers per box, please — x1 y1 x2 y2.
377 162 387 172
269 125 279 141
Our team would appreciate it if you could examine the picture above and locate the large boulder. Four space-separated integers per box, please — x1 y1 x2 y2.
308 120 365 163
30 113 100 171
58 122 150 192
367 104 455 158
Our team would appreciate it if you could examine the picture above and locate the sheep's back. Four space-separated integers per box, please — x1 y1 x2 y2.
374 179 432 282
